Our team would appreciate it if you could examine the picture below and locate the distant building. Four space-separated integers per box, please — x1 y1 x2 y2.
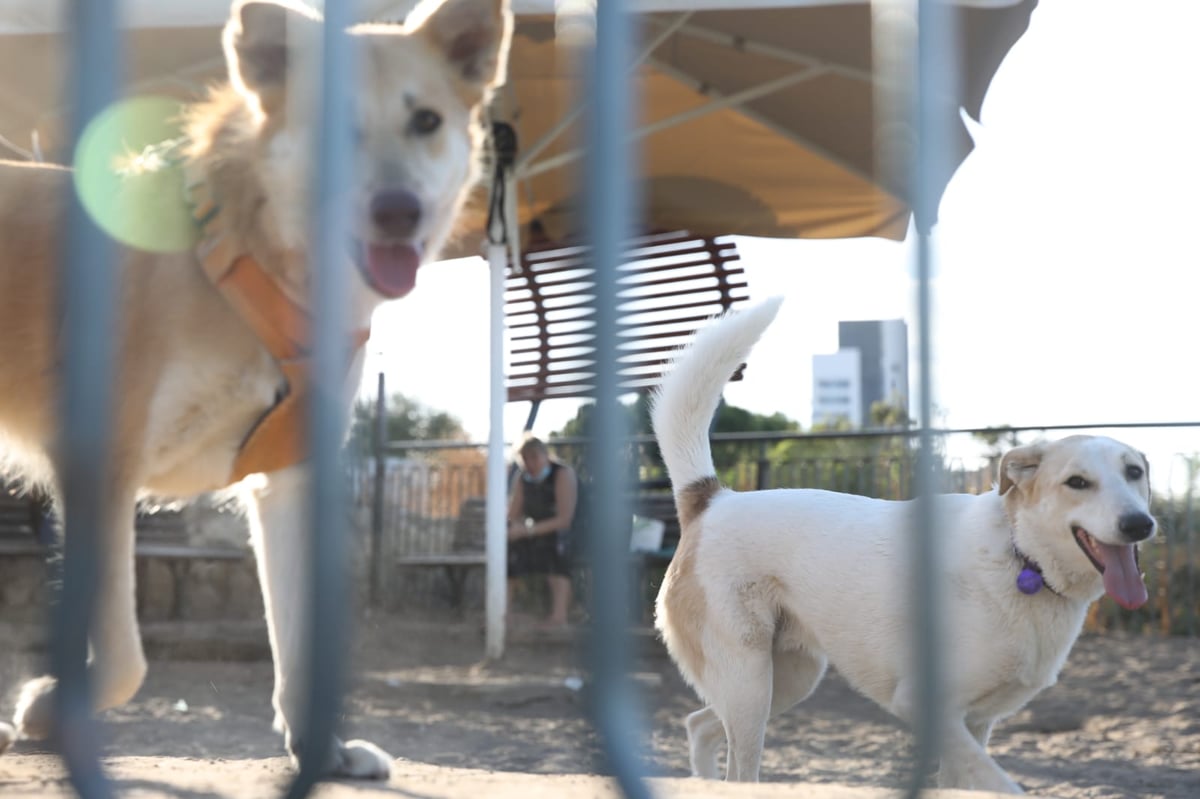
812 350 862 428
812 320 908 428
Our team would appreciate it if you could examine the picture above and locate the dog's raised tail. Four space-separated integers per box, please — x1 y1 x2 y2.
650 297 784 518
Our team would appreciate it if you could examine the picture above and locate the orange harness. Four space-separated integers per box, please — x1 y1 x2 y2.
188 182 370 485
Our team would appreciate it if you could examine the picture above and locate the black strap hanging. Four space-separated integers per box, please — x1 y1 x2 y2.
486 120 517 246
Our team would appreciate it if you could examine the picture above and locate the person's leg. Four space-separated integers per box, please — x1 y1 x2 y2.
506 577 526 627
507 539 530 627
545 573 571 627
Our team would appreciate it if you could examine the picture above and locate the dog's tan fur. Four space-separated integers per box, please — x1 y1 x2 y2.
0 0 511 777
659 476 721 681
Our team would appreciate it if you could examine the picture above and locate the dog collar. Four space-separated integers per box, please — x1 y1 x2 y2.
1012 546 1061 597
185 171 370 485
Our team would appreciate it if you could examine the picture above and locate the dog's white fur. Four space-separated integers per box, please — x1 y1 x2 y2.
0 0 511 777
651 297 1156 792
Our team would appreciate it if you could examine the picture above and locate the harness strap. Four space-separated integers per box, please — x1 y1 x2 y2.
188 175 370 485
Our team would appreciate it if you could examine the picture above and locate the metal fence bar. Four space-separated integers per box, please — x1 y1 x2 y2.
905 245 942 792
906 0 957 792
1186 466 1196 637
50 1 120 796
371 372 387 605
584 0 652 796
288 1 357 795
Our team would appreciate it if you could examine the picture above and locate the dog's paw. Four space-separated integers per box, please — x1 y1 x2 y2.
0 721 15 754
334 739 393 780
14 675 57 741
939 761 1024 795
286 733 392 780
981 772 1024 795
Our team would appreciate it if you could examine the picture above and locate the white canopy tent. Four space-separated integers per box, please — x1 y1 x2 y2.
0 0 1035 656
0 0 1025 34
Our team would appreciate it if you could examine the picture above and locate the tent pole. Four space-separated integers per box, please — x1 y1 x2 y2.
483 114 519 660
485 235 508 660
523 399 541 432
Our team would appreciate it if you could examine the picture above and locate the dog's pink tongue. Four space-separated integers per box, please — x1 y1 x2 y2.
366 243 422 298
1097 541 1148 610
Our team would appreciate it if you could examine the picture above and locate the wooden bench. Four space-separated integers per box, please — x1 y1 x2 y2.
0 486 50 555
1 494 244 560
2 487 247 619
0 488 37 527
394 496 487 611
390 487 685 617
631 487 681 563
627 487 680 620
546 483 682 622
134 543 245 621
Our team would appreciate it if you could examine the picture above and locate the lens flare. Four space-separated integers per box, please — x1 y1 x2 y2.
73 95 196 254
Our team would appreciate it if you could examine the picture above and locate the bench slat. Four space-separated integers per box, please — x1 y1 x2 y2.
395 553 486 567
0 538 244 560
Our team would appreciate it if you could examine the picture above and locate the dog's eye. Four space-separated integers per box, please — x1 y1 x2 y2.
410 109 442 136
1065 475 1091 490
1125 464 1145 481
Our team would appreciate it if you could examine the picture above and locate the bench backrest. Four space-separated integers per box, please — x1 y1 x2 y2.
632 491 681 551
452 497 488 552
448 491 683 554
0 487 37 538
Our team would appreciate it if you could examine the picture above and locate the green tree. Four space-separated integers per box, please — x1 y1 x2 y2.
972 425 1024 459
868 398 912 429
554 399 642 440
709 401 799 481
547 399 644 481
551 396 942 498
551 395 800 483
759 401 923 497
349 391 468 455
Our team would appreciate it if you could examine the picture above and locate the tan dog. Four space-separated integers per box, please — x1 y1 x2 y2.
0 0 511 777
651 298 1155 791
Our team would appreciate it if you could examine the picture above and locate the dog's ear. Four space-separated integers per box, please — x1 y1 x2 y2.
411 0 513 98
999 443 1044 496
224 0 321 116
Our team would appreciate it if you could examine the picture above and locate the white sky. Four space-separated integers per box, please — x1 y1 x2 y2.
362 0 1200 487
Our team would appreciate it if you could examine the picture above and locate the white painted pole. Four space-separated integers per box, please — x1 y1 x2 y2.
485 237 508 660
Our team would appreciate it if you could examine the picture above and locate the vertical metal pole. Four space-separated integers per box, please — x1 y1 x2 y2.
1185 460 1196 637
1162 470 1175 635
585 1 651 796
905 215 943 799
905 0 953 794
484 112 518 659
486 238 509 659
52 2 119 796
288 1 355 795
370 371 387 607
756 441 771 490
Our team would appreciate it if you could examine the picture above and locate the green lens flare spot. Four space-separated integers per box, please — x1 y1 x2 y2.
73 95 197 254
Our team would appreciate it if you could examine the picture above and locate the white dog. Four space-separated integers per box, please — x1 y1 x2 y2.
650 297 1155 792
0 0 511 777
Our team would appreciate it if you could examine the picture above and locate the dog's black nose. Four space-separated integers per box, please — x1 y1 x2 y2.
370 189 421 237
1118 512 1155 542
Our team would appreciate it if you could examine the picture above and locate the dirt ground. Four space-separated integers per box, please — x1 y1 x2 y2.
0 614 1197 798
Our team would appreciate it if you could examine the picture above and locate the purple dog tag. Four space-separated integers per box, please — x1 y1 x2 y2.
1016 567 1044 595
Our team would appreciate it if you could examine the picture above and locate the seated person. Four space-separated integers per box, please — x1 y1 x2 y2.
507 435 578 630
